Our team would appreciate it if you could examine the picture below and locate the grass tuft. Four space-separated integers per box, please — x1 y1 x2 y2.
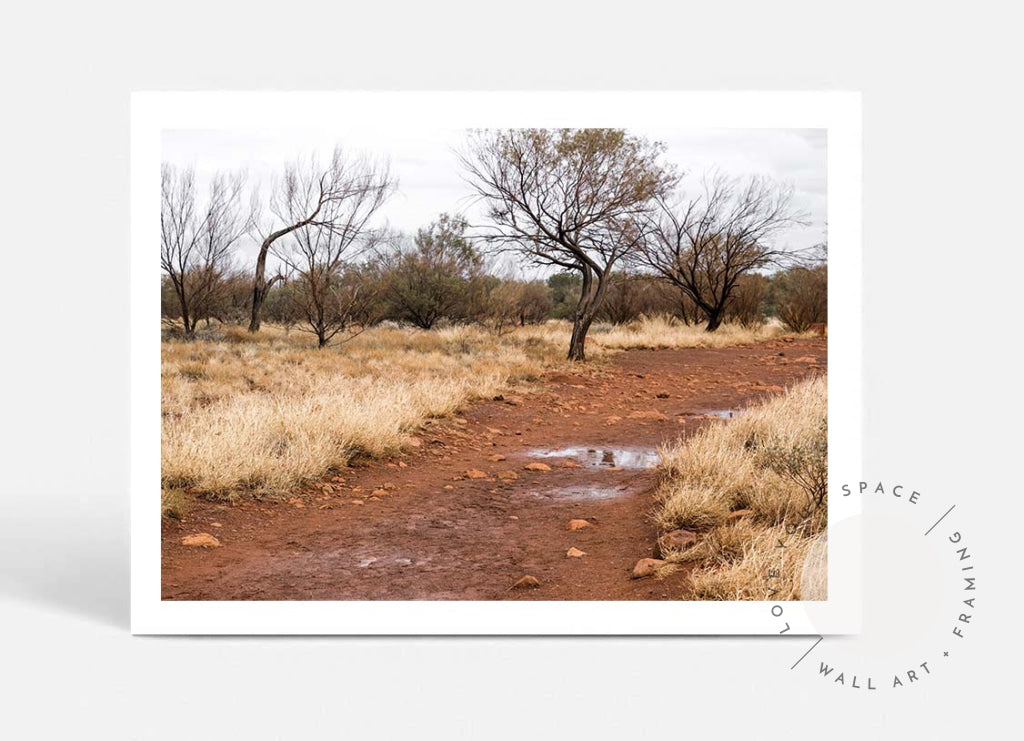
654 375 827 599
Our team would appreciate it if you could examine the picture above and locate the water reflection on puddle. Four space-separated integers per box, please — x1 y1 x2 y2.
526 446 659 469
704 409 741 419
553 484 631 500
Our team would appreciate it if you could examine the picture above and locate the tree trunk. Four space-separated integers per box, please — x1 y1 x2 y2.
705 309 724 332
248 278 266 333
567 313 594 361
177 292 196 341
249 233 278 333
567 267 610 361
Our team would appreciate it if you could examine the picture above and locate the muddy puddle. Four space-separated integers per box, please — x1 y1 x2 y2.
357 555 427 568
703 409 741 419
525 445 659 469
531 483 634 501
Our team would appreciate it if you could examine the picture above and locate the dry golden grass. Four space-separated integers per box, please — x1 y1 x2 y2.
520 315 805 353
162 317 805 501
597 315 804 349
654 375 827 600
162 323 562 498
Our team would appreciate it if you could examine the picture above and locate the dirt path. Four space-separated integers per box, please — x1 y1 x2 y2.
162 338 826 600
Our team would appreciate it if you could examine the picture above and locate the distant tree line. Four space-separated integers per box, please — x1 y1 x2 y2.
162 130 826 357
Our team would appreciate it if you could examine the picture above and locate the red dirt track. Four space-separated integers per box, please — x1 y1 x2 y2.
162 338 826 601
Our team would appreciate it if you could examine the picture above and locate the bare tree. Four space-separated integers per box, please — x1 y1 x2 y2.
460 129 677 360
248 148 395 332
774 265 827 332
636 173 805 331
274 177 394 346
161 165 249 340
725 272 770 328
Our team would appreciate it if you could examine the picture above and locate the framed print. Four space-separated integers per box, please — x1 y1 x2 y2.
131 91 861 634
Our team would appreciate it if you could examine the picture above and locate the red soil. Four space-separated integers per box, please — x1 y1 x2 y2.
161 338 826 601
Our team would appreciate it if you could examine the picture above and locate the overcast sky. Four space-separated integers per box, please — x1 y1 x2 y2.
162 127 826 275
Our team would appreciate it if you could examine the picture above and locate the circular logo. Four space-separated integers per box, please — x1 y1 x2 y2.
784 482 977 691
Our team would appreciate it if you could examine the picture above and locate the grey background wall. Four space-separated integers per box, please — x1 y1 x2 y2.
0 2 1018 738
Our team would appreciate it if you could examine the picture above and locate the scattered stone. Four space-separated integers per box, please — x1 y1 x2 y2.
566 547 586 558
497 470 519 481
398 461 408 468
567 519 592 531
524 463 552 472
350 499 364 505
657 529 699 556
287 497 305 509
509 515 519 520
371 488 389 497
632 558 666 579
605 415 622 424
466 469 489 479
407 437 423 448
368 496 381 502
489 454 507 462
511 575 540 589
560 460 582 468
504 397 523 406
453 417 468 425
443 485 454 491
487 427 503 435
209 522 222 528
181 533 221 548
605 466 624 472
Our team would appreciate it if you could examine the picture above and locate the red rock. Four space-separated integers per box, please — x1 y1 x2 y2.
524 463 552 472
567 519 592 531
632 558 666 579
657 529 699 556
489 454 507 462
566 547 586 558
181 533 221 548
512 575 540 589
497 470 519 481
466 469 489 479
